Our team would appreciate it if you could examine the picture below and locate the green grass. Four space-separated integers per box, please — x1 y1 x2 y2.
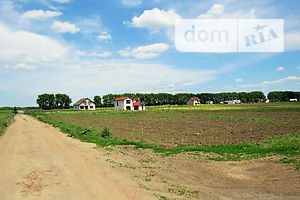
0 111 15 136
26 111 300 163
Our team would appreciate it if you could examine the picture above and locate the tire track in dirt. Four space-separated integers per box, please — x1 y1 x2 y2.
0 114 153 200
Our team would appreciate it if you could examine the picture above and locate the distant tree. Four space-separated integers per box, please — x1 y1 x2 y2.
94 96 102 107
13 107 18 114
55 94 72 109
36 94 56 110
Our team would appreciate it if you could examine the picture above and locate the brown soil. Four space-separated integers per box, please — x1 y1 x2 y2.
0 114 153 200
51 110 300 147
0 114 299 200
98 145 300 200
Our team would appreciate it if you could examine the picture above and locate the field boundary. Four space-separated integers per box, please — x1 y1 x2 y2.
26 111 300 166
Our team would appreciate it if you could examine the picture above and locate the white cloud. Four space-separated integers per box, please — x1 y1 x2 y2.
198 4 224 19
285 32 300 51
235 78 243 82
4 64 10 69
74 50 87 56
198 4 255 19
22 10 62 20
97 32 112 40
130 8 181 30
167 83 175 87
121 0 142 7
276 66 285 71
0 23 67 65
51 21 79 33
119 43 169 59
52 0 71 3
76 16 105 36
182 82 194 86
89 52 112 57
74 50 111 58
241 76 300 88
14 63 36 70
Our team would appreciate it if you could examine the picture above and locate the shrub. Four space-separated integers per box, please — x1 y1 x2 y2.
101 126 111 138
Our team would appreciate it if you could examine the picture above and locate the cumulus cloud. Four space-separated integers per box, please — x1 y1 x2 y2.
121 0 142 7
51 21 80 33
235 78 243 82
0 23 67 66
22 10 62 20
74 50 111 58
276 67 285 71
129 8 181 30
198 4 255 19
182 82 194 86
119 43 169 59
241 76 300 88
97 32 112 40
14 63 37 70
52 0 71 3
89 52 112 57
198 4 224 19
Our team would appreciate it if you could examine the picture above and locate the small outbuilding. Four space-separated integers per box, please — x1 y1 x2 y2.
187 97 201 106
73 98 96 111
258 99 270 103
290 98 298 102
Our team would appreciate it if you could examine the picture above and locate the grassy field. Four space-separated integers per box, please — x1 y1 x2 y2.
0 111 15 136
26 103 300 164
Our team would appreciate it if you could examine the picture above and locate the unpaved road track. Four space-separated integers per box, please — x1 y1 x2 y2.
0 114 153 200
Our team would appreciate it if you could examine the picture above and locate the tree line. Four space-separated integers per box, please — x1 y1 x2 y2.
35 91 299 110
267 91 300 102
36 94 72 110
101 91 267 106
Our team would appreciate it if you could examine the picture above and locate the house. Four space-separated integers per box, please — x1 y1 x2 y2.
73 98 96 111
258 99 270 103
113 97 145 111
187 97 201 106
290 98 298 102
225 99 242 104
206 101 213 104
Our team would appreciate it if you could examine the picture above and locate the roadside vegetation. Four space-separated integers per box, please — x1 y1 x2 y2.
0 110 15 136
26 103 300 169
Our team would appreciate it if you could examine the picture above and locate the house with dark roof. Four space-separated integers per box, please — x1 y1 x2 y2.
73 98 95 111
187 97 201 106
113 97 145 111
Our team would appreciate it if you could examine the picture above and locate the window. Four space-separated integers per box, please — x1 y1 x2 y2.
90 106 93 109
126 100 131 104
80 106 84 109
117 101 118 106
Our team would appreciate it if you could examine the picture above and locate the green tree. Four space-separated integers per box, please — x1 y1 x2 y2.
55 94 72 109
36 94 56 110
94 96 102 107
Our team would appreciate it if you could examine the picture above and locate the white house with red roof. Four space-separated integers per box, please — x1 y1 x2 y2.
113 97 145 111
73 98 96 111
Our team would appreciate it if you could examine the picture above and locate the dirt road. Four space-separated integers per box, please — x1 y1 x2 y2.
0 114 153 200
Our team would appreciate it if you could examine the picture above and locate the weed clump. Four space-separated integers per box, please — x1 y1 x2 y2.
101 126 111 138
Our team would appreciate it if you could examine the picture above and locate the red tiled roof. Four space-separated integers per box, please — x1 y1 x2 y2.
114 97 137 101
74 98 93 106
133 102 140 106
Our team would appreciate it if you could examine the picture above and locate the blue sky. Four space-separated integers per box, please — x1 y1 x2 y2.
0 0 299 106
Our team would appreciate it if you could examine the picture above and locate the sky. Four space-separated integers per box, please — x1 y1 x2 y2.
0 0 299 107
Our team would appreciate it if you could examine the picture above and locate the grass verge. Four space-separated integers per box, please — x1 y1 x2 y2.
0 111 15 136
27 111 300 166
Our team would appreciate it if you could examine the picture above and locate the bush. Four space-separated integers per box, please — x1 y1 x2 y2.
101 126 111 138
